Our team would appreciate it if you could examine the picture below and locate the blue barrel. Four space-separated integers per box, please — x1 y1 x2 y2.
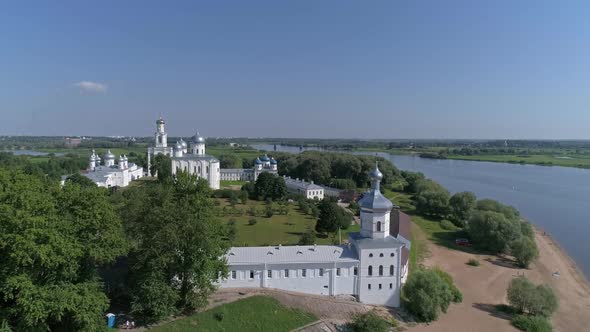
106 313 116 328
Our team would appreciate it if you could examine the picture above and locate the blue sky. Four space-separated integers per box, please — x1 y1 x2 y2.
1 1 589 138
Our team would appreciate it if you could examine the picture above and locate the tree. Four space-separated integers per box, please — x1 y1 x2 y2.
265 205 274 218
415 188 450 219
0 170 127 331
254 173 287 201
507 276 558 317
449 191 476 227
402 268 460 322
315 200 352 234
511 237 539 268
349 311 390 332
298 227 316 245
466 210 521 252
65 172 98 187
401 171 425 193
218 154 240 168
150 153 172 183
476 199 520 221
128 171 228 322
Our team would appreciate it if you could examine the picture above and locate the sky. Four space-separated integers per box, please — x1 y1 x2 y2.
1 1 590 139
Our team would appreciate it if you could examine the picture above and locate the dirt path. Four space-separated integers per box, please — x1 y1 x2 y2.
407 228 590 332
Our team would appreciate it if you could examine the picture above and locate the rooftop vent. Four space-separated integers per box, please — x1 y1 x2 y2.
297 250 303 254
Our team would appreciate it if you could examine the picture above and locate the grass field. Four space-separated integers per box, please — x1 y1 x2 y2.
150 296 317 332
220 180 248 188
446 153 590 168
217 198 360 246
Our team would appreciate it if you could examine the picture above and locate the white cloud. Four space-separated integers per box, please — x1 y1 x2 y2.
74 81 108 93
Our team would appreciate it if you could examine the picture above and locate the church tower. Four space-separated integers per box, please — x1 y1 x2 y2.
191 131 206 155
358 163 394 239
155 116 168 148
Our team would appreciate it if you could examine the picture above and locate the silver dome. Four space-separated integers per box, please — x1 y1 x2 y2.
104 150 115 160
179 138 188 148
191 131 206 143
370 163 383 181
175 141 183 150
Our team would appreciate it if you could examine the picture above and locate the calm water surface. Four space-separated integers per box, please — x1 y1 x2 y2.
2 150 64 156
254 144 590 278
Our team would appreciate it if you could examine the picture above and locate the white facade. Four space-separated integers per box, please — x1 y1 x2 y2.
219 154 278 182
75 150 144 188
284 176 325 200
219 164 410 307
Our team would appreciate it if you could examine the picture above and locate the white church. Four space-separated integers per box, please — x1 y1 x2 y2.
147 117 221 189
218 164 411 307
74 150 144 188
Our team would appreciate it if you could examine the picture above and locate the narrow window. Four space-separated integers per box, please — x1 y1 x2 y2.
353 267 358 276
377 221 382 232
389 283 393 289
368 284 371 290
194 166 197 173
369 253 373 258
206 166 209 173
249 270 254 279
368 266 373 276
268 270 272 278
390 252 394 257
379 265 383 276
379 284 382 290
336 268 341 276
302 269 307 277
379 253 384 257
319 268 324 277
231 271 236 279
285 269 289 278
390 265 394 276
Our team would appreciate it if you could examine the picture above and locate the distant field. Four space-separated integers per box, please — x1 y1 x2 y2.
216 198 360 247
446 153 590 168
220 180 247 188
150 296 317 332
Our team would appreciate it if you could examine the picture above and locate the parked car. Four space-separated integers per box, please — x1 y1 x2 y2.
455 238 471 246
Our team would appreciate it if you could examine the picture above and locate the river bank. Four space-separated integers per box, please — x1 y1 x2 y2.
408 226 590 332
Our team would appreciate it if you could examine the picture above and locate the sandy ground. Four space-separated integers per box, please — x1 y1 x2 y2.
407 228 590 332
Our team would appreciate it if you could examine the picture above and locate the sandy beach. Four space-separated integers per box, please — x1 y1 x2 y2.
408 227 590 332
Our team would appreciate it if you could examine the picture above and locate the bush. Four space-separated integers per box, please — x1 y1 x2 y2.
511 236 539 268
440 219 455 230
466 210 521 253
467 259 480 266
511 315 552 332
349 311 389 332
403 268 460 322
507 276 558 317
214 311 225 321
248 219 257 226
265 206 274 218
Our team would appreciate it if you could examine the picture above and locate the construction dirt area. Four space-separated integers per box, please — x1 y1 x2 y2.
208 227 590 332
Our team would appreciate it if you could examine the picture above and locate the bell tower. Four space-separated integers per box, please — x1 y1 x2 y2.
358 163 394 239
155 116 168 148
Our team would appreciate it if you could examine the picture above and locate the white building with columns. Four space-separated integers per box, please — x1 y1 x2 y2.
218 164 411 307
72 149 144 188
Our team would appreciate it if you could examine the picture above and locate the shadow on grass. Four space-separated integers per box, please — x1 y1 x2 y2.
286 232 304 237
472 303 514 321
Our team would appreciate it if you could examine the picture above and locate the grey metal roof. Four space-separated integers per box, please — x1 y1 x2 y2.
171 154 218 162
358 190 393 211
348 232 405 250
191 131 206 143
220 168 254 173
103 150 115 160
226 244 358 265
284 177 323 191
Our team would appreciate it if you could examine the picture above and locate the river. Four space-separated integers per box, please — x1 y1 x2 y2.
253 144 590 278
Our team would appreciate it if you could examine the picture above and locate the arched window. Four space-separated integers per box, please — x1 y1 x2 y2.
390 265 394 276
379 265 383 276
368 266 373 276
369 253 373 258
206 166 209 174
379 253 384 257
377 221 382 232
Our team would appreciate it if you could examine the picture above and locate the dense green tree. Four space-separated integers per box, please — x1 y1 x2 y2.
403 268 460 322
449 191 476 227
415 186 451 219
349 311 390 332
218 154 240 168
150 153 172 183
0 170 126 331
253 173 287 201
298 227 316 245
510 237 539 268
127 171 229 322
401 171 426 193
65 172 98 187
315 200 352 234
466 210 521 252
476 199 520 221
507 276 558 317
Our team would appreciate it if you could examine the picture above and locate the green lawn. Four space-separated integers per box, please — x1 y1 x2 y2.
220 180 247 188
150 296 317 332
446 153 590 169
217 198 360 246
